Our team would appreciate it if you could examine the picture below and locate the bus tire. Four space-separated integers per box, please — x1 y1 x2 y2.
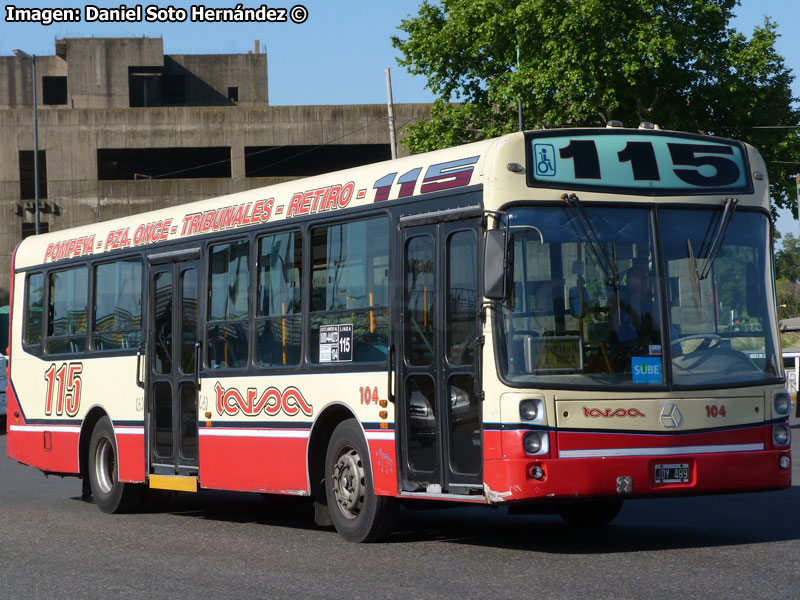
88 416 143 514
324 419 397 542
557 499 623 527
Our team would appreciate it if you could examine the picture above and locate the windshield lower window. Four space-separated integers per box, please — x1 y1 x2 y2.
497 205 779 388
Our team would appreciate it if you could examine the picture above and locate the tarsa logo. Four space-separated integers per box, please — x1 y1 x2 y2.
215 383 312 418
583 407 645 419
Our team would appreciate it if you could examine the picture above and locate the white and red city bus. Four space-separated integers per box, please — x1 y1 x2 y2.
6 126 791 541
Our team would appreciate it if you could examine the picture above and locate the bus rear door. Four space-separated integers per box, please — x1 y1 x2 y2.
145 250 202 480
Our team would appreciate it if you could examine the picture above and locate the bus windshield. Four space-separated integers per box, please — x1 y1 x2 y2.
497 205 780 388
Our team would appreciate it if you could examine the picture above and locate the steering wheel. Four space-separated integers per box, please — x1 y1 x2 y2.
671 333 722 354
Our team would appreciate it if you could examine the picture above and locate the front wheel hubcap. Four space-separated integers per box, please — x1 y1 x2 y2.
332 446 365 519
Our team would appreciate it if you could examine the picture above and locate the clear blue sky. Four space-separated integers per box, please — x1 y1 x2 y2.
2 0 798 233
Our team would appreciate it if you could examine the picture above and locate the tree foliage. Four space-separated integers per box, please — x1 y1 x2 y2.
393 0 800 212
775 233 800 283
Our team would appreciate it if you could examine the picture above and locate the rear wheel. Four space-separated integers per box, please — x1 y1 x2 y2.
558 499 623 527
88 416 143 513
325 419 397 542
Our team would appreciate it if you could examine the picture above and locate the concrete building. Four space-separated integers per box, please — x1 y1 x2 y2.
0 37 430 303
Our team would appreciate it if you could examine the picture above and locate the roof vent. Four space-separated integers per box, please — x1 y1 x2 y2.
606 120 624 128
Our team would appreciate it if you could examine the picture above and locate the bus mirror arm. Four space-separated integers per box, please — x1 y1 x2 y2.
135 343 145 388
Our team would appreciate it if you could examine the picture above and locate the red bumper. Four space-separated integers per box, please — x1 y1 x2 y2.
483 426 791 501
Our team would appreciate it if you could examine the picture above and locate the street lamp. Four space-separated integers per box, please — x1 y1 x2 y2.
13 48 40 235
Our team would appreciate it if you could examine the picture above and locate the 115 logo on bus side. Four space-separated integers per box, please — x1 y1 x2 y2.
372 156 480 202
44 362 83 417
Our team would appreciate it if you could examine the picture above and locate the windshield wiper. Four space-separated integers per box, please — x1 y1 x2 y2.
562 193 619 288
698 197 738 281
685 197 738 319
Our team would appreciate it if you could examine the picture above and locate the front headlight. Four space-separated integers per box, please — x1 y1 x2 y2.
519 399 539 421
773 423 791 446
774 392 791 416
523 432 542 454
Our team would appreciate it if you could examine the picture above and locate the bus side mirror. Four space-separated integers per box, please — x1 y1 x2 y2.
484 229 511 301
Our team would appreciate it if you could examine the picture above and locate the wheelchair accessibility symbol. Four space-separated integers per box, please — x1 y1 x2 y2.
534 143 556 177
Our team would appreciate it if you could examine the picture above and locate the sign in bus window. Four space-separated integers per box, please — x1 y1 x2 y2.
524 336 584 373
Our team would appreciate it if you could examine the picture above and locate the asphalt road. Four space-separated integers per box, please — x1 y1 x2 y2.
2 429 800 600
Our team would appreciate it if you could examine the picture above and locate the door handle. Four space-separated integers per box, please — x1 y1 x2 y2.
135 343 145 388
195 341 202 390
474 335 485 401
388 344 396 403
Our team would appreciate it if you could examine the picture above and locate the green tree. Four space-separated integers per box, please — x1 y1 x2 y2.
393 0 800 211
775 233 800 282
776 278 800 321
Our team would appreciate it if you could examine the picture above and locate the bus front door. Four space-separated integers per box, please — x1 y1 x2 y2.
398 218 483 495
146 254 202 478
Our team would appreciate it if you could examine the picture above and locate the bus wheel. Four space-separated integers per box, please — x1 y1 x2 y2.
324 419 397 542
558 499 623 527
88 416 143 513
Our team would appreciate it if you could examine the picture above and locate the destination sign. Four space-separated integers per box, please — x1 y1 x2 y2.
527 130 751 195
529 336 583 373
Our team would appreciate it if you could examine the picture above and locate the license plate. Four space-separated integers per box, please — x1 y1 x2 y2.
654 463 689 484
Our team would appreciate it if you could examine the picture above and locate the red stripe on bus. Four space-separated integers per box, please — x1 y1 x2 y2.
556 425 768 452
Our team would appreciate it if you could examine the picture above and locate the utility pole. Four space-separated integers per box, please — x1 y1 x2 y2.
385 67 397 159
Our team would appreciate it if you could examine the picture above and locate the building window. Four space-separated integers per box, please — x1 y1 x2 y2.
128 67 162 107
245 144 392 177
19 150 47 199
228 86 238 102
22 222 49 239
162 75 185 105
97 147 231 180
42 76 67 105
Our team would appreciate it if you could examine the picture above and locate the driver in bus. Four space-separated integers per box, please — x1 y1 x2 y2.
610 264 661 365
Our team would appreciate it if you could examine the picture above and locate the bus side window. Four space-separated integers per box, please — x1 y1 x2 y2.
93 259 143 350
309 217 389 364
46 266 88 354
255 230 302 367
207 239 250 369
24 272 45 347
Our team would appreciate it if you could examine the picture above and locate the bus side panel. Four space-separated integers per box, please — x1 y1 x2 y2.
115 428 146 482
367 434 398 496
198 430 309 494
6 384 81 473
